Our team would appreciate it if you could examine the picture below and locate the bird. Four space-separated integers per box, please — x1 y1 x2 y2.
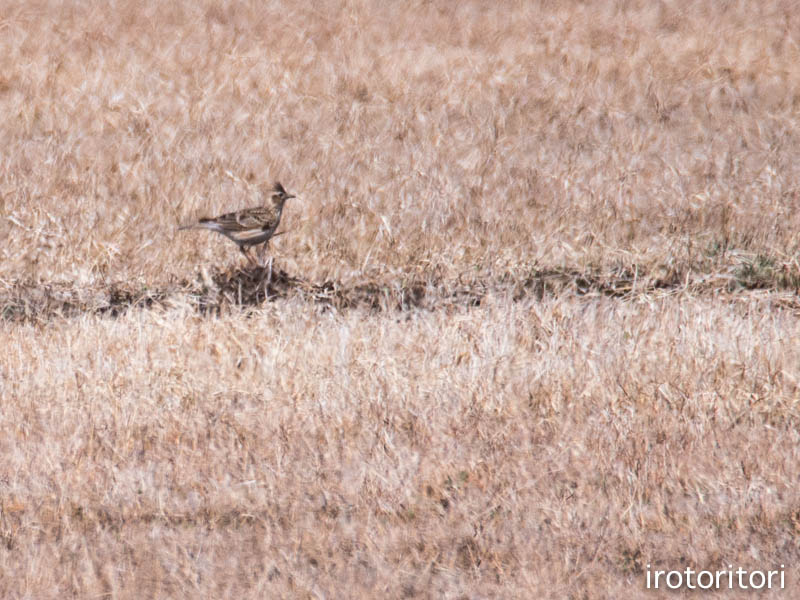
180 181 295 268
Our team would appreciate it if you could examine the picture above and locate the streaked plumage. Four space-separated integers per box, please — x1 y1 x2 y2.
180 181 295 265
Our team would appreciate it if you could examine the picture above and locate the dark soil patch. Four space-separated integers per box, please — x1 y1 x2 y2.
2 263 798 322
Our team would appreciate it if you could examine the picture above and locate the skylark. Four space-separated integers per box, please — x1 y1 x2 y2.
180 181 295 266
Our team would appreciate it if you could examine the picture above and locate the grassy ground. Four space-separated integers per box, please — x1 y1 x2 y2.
1 0 800 597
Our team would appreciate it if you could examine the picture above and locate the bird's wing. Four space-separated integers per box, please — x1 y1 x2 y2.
204 208 268 231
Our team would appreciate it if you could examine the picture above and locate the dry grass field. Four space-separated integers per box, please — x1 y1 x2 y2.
2 0 800 597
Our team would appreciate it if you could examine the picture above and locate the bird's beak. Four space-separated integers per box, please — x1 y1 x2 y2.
287 194 296 200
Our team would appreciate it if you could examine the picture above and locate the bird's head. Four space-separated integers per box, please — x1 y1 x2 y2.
263 181 295 206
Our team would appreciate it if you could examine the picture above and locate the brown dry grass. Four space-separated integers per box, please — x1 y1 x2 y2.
2 0 800 597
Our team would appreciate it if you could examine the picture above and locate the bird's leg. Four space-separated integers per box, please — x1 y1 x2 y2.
267 256 273 287
257 242 269 268
240 246 257 267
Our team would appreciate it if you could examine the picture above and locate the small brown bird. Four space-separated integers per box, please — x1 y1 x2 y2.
180 181 295 266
